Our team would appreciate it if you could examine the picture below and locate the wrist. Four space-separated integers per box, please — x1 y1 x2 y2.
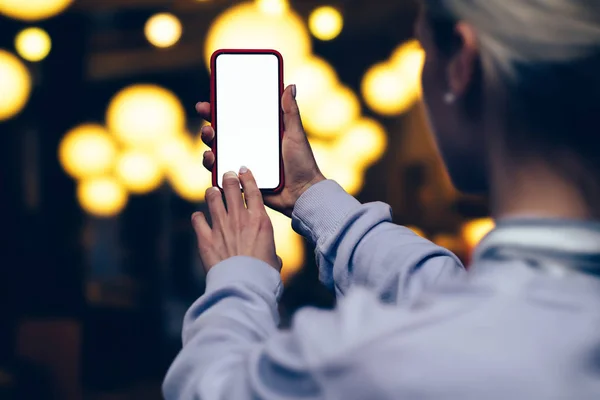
284 173 326 217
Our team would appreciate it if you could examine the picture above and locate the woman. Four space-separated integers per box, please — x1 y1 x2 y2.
164 1 600 398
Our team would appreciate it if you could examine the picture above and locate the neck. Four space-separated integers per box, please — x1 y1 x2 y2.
489 156 596 221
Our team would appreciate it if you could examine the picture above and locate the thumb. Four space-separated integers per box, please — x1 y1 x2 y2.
282 84 305 137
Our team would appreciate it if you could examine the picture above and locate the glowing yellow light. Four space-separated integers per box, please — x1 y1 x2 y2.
115 150 163 194
361 62 420 116
334 118 387 168
433 234 466 254
462 218 495 249
266 209 304 281
308 138 334 174
0 50 32 121
302 85 360 139
406 226 426 238
169 161 213 202
204 2 311 72
286 56 338 114
308 6 343 41
154 133 194 172
326 166 364 195
391 40 425 96
144 13 182 49
59 124 117 179
0 0 73 22
256 0 289 15
106 84 185 148
77 177 128 217
15 27 52 62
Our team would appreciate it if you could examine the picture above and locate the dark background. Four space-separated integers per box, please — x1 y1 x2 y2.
0 1 487 398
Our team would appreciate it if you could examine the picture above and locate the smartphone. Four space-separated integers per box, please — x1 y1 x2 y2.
210 49 284 192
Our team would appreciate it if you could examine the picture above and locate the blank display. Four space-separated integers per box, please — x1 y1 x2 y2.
214 52 281 190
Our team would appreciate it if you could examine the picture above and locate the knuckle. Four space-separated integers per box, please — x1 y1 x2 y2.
205 187 221 200
223 176 239 188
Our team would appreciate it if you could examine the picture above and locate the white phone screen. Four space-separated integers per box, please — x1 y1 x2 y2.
214 52 281 190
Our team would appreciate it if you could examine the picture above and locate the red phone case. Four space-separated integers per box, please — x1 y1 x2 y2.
209 49 285 193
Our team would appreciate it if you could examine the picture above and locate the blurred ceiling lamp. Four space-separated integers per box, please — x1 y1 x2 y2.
307 138 334 175
77 177 128 218
0 50 31 121
144 13 182 49
334 118 387 168
0 0 73 21
286 56 338 114
14 27 52 62
361 62 419 116
106 84 185 148
115 150 163 194
266 209 304 281
406 226 426 238
308 6 343 41
59 124 117 179
462 218 495 249
204 2 311 72
154 133 194 172
168 161 212 202
256 0 289 16
324 165 364 195
390 40 425 96
302 85 360 139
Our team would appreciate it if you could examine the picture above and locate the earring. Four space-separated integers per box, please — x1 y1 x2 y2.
444 92 456 104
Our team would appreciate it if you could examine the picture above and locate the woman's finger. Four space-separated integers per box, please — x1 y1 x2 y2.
191 212 218 266
205 186 227 227
195 102 211 122
201 125 215 147
238 167 265 212
203 151 215 171
222 171 245 219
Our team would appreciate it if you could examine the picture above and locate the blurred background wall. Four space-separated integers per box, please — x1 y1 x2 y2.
0 0 492 398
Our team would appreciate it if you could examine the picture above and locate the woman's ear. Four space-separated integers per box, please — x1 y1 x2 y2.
447 22 479 97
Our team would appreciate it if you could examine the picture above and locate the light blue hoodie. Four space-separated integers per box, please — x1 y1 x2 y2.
163 180 600 399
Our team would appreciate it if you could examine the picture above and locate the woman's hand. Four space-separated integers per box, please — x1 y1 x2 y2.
192 168 280 272
197 84 326 217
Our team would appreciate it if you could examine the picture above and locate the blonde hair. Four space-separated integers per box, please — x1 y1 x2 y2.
424 0 600 80
423 0 600 160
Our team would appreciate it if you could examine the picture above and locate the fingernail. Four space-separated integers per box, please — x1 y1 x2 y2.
191 212 201 221
224 171 238 179
291 84 297 99
239 166 248 174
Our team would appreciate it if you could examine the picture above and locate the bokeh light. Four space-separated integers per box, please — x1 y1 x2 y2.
462 218 495 249
0 50 32 121
0 0 73 22
302 85 360 139
168 161 213 202
204 2 311 72
59 124 117 179
325 165 364 195
266 209 304 281
256 0 289 15
391 40 425 96
334 118 387 168
308 6 343 41
286 56 338 114
115 150 163 194
144 13 183 48
77 177 128 218
14 27 52 62
154 133 195 173
406 226 426 238
106 84 185 148
361 62 418 116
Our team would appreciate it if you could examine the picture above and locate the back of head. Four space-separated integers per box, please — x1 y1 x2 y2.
424 0 600 186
